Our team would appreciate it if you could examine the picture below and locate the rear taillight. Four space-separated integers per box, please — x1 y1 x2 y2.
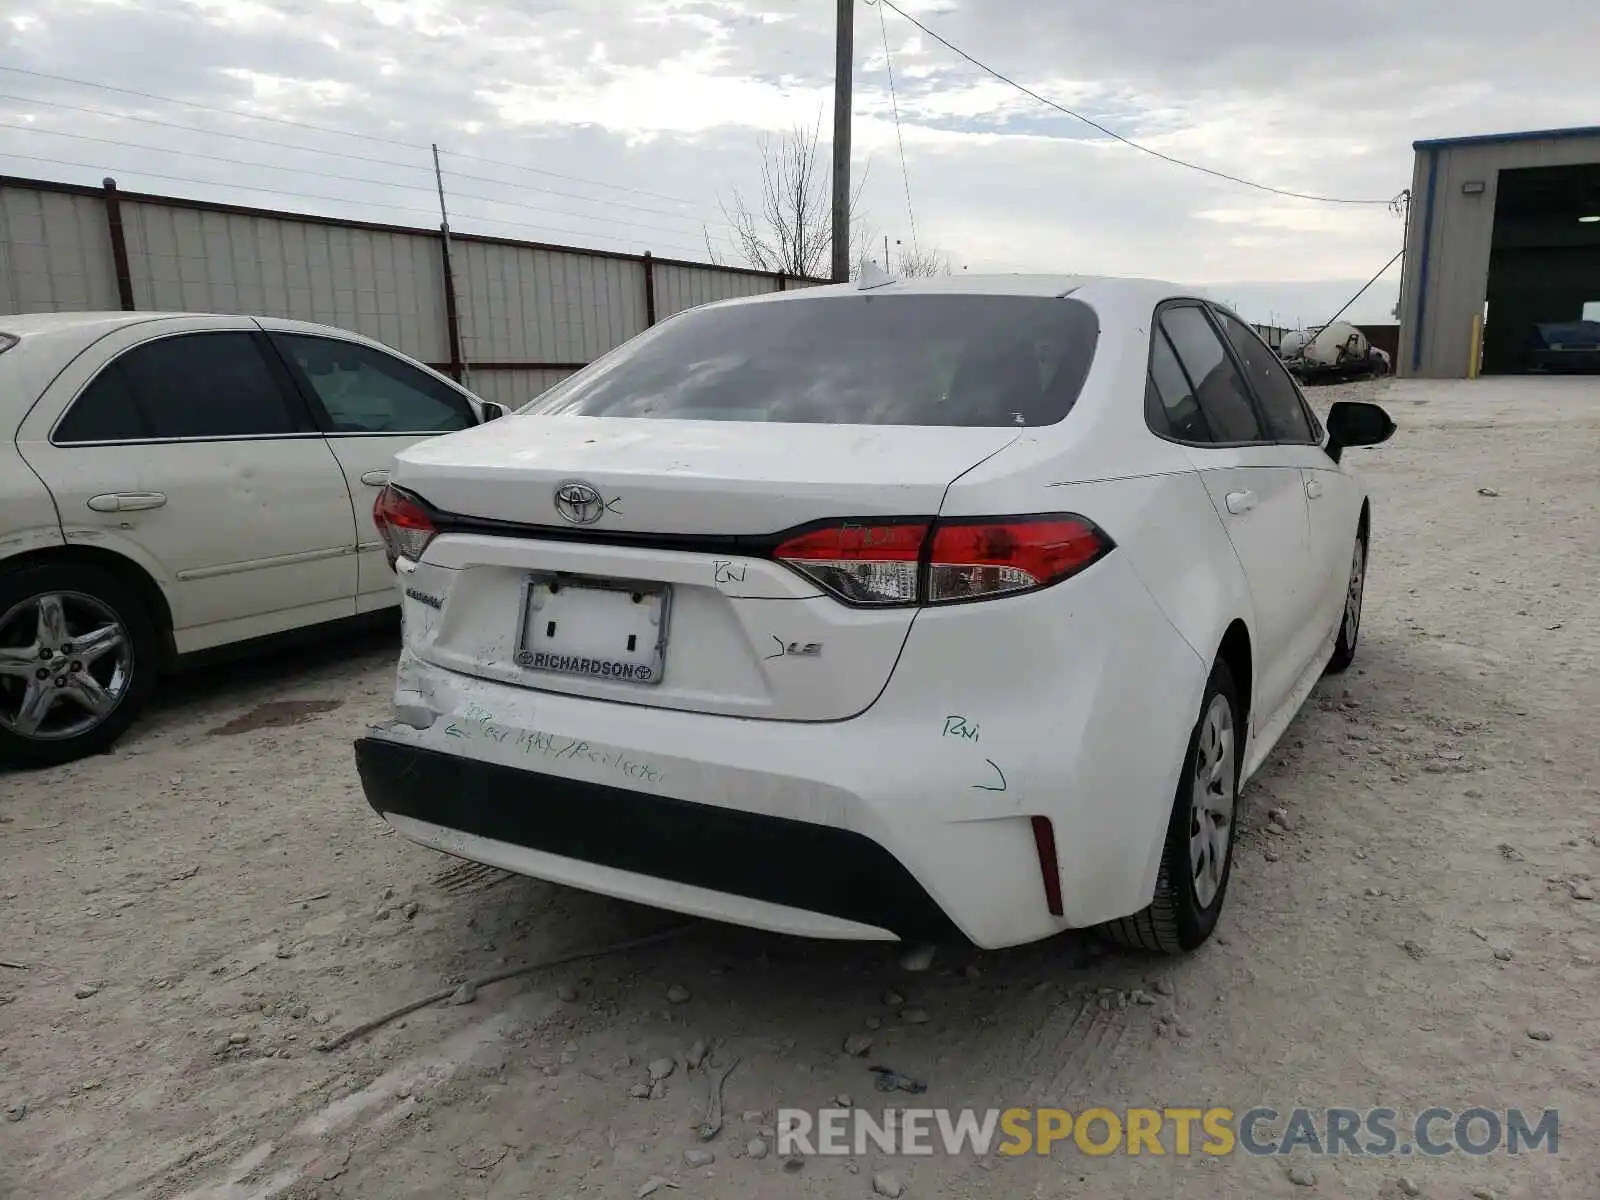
772 514 1111 607
928 516 1111 603
773 521 927 606
373 485 436 566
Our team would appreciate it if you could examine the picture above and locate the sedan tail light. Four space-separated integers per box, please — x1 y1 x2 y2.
373 485 436 566
773 514 1111 607
927 516 1112 603
773 521 928 606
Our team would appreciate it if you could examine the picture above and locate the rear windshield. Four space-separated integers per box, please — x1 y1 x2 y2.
524 294 1100 427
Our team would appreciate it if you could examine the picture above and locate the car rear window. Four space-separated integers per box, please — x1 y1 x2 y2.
525 294 1101 427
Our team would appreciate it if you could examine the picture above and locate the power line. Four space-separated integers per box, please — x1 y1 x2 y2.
0 151 717 256
1317 248 1405 331
871 0 1397 207
436 148 722 212
0 91 730 226
0 65 719 213
0 120 741 244
0 66 427 148
876 0 919 255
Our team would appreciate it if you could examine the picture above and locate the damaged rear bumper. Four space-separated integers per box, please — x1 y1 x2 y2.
354 734 959 942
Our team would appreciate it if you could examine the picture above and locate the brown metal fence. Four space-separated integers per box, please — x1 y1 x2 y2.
0 173 825 408
1 172 1349 401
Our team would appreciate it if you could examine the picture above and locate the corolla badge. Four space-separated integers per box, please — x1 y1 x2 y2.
553 480 606 525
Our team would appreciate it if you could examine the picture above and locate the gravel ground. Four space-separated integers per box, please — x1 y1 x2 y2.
2 375 1598 1200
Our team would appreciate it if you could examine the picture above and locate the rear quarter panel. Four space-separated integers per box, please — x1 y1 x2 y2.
0 440 64 562
939 288 1255 681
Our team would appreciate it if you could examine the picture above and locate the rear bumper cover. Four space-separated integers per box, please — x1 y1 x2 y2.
361 550 1208 948
355 735 957 941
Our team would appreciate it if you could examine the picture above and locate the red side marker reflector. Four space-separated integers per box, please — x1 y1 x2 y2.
1031 815 1065 917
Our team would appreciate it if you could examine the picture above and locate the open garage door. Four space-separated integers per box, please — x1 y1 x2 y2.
1483 164 1600 374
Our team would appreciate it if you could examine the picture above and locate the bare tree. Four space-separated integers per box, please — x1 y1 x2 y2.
893 243 953 278
707 117 873 280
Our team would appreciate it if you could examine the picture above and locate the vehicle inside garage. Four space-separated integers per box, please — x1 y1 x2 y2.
1483 163 1600 373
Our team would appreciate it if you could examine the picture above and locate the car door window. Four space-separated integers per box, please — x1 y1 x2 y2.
1158 306 1265 444
55 332 300 444
53 363 148 443
1215 312 1319 443
1146 327 1214 442
276 334 475 434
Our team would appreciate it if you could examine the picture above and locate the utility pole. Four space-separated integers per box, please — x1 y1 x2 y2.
432 143 467 384
884 234 891 272
831 0 854 283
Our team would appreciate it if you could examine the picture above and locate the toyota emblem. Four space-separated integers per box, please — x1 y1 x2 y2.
553 481 606 525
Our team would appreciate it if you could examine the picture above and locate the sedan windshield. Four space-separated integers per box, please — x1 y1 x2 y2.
524 293 1100 427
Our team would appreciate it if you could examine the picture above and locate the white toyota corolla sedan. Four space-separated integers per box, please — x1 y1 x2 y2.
355 275 1395 954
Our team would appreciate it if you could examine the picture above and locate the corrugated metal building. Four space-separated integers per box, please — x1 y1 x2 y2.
1398 125 1600 378
0 175 823 409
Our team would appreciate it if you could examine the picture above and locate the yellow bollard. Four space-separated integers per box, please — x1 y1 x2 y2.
1468 312 1483 379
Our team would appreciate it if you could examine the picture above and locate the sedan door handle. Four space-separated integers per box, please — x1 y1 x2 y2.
1305 478 1325 499
360 470 390 487
87 492 167 513
1224 490 1257 515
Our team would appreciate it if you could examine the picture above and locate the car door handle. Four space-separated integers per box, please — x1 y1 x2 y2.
1305 478 1324 499
1224 490 1257 515
87 492 167 513
360 470 390 487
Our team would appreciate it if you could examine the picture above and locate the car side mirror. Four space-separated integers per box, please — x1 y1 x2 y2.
1324 400 1395 463
478 400 511 423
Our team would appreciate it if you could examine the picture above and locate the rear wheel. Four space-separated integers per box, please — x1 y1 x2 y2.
1324 533 1365 674
1102 660 1240 954
0 563 158 767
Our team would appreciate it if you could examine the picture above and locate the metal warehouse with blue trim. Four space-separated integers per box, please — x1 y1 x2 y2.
1398 125 1600 378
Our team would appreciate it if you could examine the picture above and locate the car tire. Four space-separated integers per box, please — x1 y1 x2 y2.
1324 532 1365 675
1102 659 1241 954
0 561 159 768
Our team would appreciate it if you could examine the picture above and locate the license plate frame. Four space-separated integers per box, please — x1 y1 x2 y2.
514 573 671 686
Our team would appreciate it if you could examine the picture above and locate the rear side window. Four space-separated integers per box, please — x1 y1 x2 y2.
54 363 148 443
1215 312 1319 443
526 294 1101 427
1146 329 1213 442
55 332 300 444
275 333 476 434
1157 306 1264 444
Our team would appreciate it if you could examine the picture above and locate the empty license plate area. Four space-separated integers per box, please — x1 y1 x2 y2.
515 575 669 685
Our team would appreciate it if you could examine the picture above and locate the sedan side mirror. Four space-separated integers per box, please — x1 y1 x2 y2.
1325 400 1395 463
478 400 511 423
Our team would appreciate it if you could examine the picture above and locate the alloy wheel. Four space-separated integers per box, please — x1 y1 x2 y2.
0 591 133 742
1188 693 1236 910
1344 539 1366 646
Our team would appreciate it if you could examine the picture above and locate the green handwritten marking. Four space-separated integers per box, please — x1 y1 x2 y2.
972 758 1007 792
943 714 980 742
444 707 665 784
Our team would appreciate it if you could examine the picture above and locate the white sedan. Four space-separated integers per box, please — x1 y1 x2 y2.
355 275 1395 953
0 312 507 767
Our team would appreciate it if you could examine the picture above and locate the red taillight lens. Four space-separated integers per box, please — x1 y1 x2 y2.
927 516 1111 603
773 521 928 605
373 485 436 565
772 514 1111 606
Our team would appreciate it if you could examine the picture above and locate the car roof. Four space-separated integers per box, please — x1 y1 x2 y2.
701 273 1213 315
0 311 203 337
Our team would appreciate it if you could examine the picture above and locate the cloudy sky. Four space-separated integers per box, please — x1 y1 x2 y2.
3 0 1598 325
